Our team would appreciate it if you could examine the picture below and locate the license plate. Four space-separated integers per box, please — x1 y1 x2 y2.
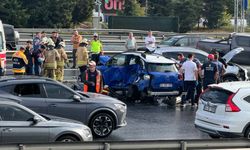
160 83 173 88
203 104 217 113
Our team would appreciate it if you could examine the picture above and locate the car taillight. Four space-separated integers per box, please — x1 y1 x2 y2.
225 93 241 112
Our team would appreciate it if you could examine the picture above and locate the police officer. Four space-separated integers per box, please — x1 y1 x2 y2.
90 33 103 65
43 39 60 80
12 47 28 75
56 41 67 82
82 61 103 93
201 54 218 89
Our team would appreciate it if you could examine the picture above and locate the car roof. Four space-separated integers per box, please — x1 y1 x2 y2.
122 51 175 64
155 47 209 55
209 81 250 93
0 75 56 83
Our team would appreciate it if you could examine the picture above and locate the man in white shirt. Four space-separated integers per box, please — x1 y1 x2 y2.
180 53 198 107
145 30 156 49
125 32 137 51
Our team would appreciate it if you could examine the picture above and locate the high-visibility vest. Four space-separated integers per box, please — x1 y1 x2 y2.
83 70 101 93
90 40 102 54
12 50 28 73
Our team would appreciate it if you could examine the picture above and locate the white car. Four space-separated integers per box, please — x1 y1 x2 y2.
195 81 250 138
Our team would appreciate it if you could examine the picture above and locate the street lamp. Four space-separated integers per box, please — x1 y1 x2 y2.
95 0 102 29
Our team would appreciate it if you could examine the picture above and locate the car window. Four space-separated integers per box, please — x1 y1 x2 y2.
193 53 207 64
244 95 250 103
128 56 143 66
0 104 33 121
175 38 188 46
159 37 179 46
4 84 42 98
162 52 178 60
189 37 200 46
235 36 250 47
200 88 233 104
44 84 74 99
107 54 126 66
147 63 177 72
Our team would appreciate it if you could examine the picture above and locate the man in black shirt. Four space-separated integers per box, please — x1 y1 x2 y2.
24 41 34 75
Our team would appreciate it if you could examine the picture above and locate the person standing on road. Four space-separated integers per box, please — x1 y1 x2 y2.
43 39 60 80
33 45 46 76
33 32 41 52
125 32 137 51
82 61 103 93
24 41 34 75
212 52 225 83
193 57 202 104
180 53 198 107
177 53 187 69
12 47 28 75
41 31 48 46
71 30 82 68
56 41 68 82
76 39 89 78
145 30 156 49
200 54 218 90
90 33 103 65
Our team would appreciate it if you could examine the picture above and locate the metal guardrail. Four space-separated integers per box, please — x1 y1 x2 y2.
0 139 250 150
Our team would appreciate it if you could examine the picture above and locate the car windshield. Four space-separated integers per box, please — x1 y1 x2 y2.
159 37 179 46
147 63 177 72
200 88 233 104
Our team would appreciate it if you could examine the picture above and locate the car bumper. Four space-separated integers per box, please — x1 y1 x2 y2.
116 120 127 129
195 124 243 138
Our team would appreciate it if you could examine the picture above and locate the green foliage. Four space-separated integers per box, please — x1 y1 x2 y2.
203 0 225 29
219 11 232 27
148 0 173 16
0 0 28 27
123 0 145 16
72 0 94 25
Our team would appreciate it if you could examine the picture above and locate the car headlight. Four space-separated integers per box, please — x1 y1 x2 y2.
83 128 92 137
114 103 126 112
143 74 151 80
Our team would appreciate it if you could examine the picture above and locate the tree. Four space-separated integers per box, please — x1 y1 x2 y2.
174 0 201 33
203 0 225 29
148 0 173 16
0 0 28 27
72 0 94 25
123 0 145 16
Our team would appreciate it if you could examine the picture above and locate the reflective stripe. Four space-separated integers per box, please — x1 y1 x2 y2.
57 61 64 67
12 68 25 73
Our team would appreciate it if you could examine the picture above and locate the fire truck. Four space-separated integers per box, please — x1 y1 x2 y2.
0 20 6 75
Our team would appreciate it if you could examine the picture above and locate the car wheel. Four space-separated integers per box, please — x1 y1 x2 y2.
56 135 79 142
165 96 176 106
223 76 238 82
90 113 114 138
208 134 220 139
244 127 250 139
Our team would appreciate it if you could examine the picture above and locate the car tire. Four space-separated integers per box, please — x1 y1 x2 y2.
56 135 79 142
90 113 114 138
208 134 221 139
222 76 238 82
244 127 250 139
165 96 176 106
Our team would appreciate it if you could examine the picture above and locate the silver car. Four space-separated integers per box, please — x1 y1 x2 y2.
0 100 92 144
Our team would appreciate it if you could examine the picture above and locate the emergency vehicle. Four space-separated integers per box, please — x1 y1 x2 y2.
0 20 6 75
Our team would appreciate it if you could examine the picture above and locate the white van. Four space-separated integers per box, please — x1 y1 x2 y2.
0 20 7 75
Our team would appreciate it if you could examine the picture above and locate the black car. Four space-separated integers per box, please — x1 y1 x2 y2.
0 76 127 138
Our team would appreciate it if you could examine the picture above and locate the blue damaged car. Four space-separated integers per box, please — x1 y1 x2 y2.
97 52 183 106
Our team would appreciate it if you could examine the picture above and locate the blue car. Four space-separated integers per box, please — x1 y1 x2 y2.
98 52 183 106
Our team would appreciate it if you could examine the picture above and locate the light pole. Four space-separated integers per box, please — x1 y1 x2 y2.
95 0 102 29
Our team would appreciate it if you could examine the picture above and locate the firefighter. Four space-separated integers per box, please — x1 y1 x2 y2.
12 47 28 75
56 41 68 82
43 39 60 80
76 39 89 77
82 61 103 93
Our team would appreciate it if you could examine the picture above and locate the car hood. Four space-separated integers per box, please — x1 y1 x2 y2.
77 91 125 104
222 47 244 63
40 113 83 125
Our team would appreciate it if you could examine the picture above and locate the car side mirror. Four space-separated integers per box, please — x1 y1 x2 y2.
73 95 81 102
31 116 42 126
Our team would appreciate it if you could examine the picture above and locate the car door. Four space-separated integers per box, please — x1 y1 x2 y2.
0 104 49 144
0 83 47 114
101 54 127 88
42 83 86 123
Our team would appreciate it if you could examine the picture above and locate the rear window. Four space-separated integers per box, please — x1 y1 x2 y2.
147 63 177 72
200 88 233 104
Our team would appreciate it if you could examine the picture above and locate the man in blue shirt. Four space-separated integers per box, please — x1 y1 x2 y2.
33 32 41 52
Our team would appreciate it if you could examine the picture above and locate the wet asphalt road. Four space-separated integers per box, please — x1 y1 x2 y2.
97 102 210 141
